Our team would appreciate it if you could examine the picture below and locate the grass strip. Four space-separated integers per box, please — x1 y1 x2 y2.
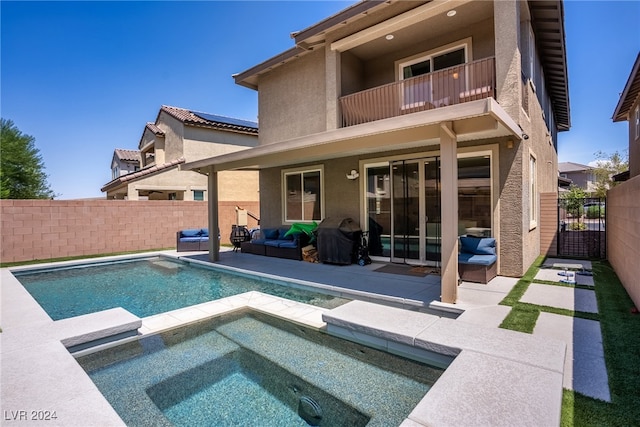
560 260 640 426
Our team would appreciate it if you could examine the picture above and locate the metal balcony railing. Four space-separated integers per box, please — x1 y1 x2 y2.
339 57 496 127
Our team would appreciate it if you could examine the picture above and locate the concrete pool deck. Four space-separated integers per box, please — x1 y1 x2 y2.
1 250 608 425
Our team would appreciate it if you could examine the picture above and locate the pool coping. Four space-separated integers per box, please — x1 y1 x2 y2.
1 252 566 426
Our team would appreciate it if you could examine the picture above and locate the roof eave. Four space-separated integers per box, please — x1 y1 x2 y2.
613 53 640 122
529 0 571 131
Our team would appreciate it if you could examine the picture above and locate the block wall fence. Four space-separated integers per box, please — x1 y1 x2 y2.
0 200 259 264
606 175 640 309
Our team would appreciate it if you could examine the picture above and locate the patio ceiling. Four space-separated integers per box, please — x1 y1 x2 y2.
183 98 523 174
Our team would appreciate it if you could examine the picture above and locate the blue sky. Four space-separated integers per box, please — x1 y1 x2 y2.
1 1 639 199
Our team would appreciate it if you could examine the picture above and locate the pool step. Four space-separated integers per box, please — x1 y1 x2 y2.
53 307 142 353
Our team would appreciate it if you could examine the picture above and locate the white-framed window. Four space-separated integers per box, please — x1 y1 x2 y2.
396 39 471 108
283 166 323 222
112 166 119 180
529 26 536 83
529 153 537 229
635 105 640 140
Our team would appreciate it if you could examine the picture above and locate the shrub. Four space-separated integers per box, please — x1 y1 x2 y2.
569 222 587 231
585 205 604 219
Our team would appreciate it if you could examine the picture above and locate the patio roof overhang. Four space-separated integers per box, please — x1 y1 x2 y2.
183 98 523 174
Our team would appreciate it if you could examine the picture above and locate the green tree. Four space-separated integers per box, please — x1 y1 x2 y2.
0 118 55 199
592 150 629 198
561 184 586 219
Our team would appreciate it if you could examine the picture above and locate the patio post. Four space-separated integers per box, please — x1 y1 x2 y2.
439 122 458 303
207 167 220 262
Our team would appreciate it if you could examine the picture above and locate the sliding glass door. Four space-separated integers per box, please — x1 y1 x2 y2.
390 158 441 265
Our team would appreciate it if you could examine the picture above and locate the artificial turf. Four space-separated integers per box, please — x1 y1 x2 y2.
499 257 640 426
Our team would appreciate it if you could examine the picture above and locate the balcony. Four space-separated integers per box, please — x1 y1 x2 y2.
339 57 495 128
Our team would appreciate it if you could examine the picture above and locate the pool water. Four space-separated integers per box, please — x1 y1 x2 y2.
78 311 443 427
15 257 348 320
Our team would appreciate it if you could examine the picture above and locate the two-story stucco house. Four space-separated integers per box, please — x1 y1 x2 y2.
110 149 141 180
185 0 570 303
609 52 640 309
613 52 640 180
558 162 596 193
102 105 259 203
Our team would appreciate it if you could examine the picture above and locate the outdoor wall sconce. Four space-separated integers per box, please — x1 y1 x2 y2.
346 169 360 180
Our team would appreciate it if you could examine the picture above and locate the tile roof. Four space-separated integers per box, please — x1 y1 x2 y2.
101 158 185 192
559 162 592 173
159 105 258 134
114 149 141 163
145 122 165 136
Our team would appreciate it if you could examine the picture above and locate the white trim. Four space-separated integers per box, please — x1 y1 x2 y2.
529 150 538 230
282 165 325 223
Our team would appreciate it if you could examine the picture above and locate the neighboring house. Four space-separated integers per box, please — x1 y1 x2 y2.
185 0 570 303
609 52 640 310
101 105 259 203
111 149 141 180
558 162 596 193
613 52 640 179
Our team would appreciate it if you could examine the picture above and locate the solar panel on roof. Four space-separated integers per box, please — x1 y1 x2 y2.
192 111 258 129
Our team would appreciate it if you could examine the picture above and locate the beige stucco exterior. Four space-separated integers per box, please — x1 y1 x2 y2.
186 0 570 302
103 107 259 204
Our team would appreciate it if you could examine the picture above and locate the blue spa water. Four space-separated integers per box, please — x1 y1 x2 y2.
15 257 347 320
78 311 443 427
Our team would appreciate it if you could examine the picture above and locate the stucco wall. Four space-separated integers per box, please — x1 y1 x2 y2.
258 48 327 145
258 157 363 229
157 111 186 162
607 175 640 308
0 200 259 264
183 126 257 163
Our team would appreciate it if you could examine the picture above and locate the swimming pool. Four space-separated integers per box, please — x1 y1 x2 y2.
78 310 443 426
15 257 349 320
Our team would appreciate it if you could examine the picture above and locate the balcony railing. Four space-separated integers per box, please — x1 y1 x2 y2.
339 57 495 127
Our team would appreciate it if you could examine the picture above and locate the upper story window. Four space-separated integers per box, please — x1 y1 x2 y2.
396 40 470 109
283 166 323 222
112 166 119 180
193 190 205 201
398 44 468 80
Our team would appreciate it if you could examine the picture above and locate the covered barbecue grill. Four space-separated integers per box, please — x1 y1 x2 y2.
316 217 362 265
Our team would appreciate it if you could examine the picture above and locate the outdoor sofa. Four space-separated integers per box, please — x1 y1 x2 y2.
458 236 497 284
241 226 309 260
176 228 209 252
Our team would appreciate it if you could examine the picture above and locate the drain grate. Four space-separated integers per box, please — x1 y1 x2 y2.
298 395 322 426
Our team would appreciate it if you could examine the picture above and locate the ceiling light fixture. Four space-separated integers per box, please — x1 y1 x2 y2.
385 34 394 40
446 10 457 17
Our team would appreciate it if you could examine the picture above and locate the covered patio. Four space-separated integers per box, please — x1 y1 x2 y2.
183 98 524 304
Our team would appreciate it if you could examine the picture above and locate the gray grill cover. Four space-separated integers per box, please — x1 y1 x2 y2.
317 217 361 265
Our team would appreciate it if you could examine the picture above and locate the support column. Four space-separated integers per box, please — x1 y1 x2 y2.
207 168 220 262
440 122 458 304
325 47 341 131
